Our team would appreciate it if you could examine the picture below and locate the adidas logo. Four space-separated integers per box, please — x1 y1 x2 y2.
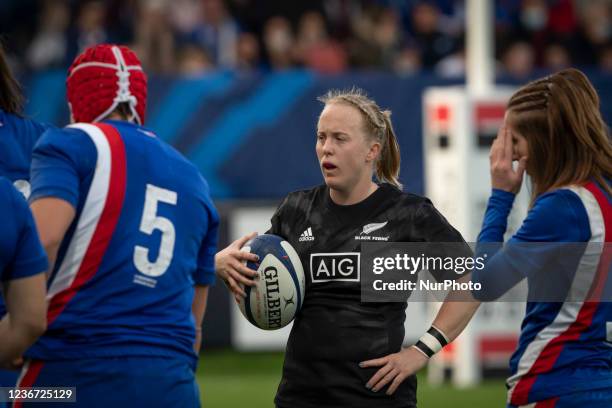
299 227 315 242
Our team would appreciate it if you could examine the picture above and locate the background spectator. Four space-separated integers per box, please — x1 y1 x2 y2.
177 43 215 76
26 0 70 70
294 11 347 74
262 16 295 70
409 2 457 69
235 32 261 71
2 0 610 77
65 0 109 64
134 0 175 74
501 41 536 78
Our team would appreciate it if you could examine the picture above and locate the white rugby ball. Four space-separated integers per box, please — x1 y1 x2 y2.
238 234 305 330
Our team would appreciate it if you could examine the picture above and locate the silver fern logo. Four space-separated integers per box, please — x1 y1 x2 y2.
360 221 388 235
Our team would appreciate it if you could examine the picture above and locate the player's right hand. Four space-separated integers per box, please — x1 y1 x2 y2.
215 232 260 298
490 123 527 194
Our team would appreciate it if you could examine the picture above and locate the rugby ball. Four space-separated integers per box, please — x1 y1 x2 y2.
238 234 305 330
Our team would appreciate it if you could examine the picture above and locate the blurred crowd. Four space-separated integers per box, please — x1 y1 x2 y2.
1 0 611 78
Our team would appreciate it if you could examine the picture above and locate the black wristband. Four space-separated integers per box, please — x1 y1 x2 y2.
427 326 449 347
414 340 435 358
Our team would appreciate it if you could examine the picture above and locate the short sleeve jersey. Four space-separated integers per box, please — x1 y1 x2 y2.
0 177 47 285
269 183 467 408
0 109 52 317
0 109 52 185
26 120 219 368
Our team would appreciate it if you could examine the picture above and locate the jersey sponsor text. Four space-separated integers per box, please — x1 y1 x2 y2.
310 253 360 282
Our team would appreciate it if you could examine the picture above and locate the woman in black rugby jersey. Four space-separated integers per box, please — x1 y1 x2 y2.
216 89 481 408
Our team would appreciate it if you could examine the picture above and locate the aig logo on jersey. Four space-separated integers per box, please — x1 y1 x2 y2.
310 253 360 282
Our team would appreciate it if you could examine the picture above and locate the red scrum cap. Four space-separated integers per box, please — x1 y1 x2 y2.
66 44 147 125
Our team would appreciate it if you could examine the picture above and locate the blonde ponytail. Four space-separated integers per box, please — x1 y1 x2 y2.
377 110 402 189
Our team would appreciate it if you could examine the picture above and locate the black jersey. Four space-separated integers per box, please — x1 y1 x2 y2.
269 183 467 408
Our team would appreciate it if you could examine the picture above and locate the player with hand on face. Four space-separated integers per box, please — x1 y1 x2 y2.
217 89 481 408
472 68 612 407
16 44 219 408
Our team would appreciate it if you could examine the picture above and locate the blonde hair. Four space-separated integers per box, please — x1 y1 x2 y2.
507 68 612 201
318 88 402 189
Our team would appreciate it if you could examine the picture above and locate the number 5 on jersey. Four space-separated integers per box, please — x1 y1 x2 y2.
134 184 178 277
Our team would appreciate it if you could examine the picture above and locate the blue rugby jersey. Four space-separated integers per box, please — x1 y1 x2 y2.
27 120 219 368
473 183 612 405
0 109 52 317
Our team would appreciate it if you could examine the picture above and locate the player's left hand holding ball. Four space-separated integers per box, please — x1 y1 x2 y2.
215 232 260 299
360 346 429 395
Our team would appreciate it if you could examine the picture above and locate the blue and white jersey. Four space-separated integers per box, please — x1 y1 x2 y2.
473 182 612 405
0 109 52 318
0 177 47 284
27 120 219 368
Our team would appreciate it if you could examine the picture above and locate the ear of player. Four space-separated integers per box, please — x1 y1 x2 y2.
237 234 306 330
412 325 450 358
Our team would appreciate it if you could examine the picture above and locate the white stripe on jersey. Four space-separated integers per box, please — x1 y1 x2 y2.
47 123 113 299
15 360 30 387
506 186 605 400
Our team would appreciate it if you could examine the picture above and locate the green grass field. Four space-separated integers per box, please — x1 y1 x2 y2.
197 350 507 407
